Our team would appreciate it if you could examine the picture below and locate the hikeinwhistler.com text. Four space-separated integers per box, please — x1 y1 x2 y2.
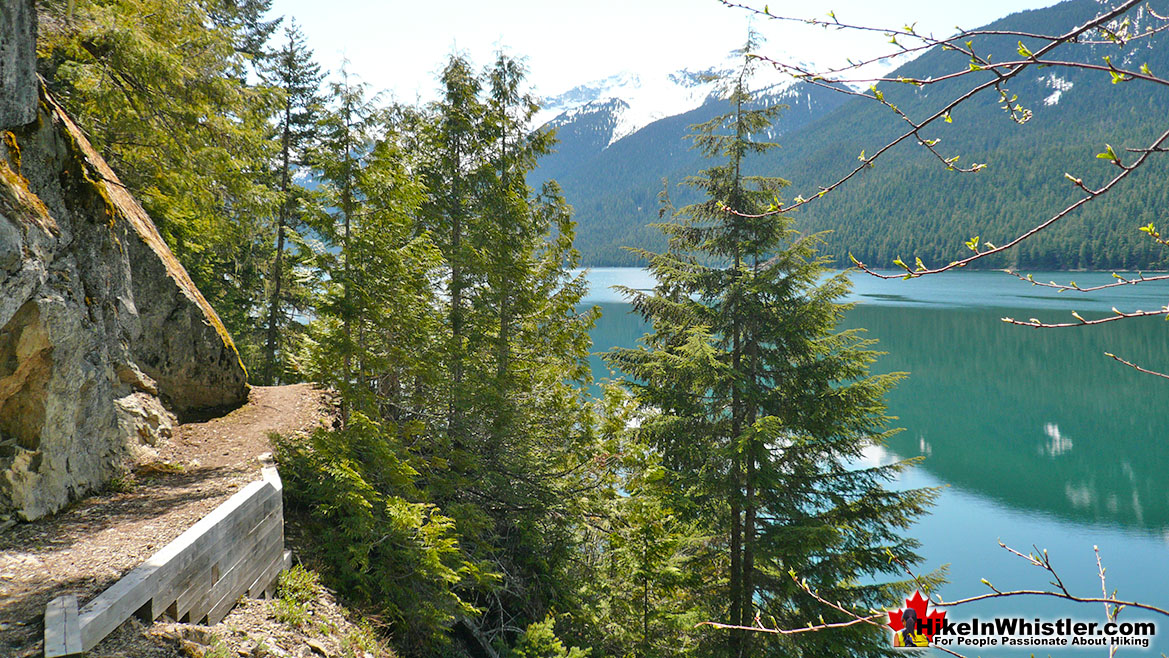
920 617 1156 649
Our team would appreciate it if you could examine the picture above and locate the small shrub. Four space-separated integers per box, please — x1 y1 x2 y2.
341 619 388 658
204 637 232 658
271 596 308 629
508 614 590 658
277 565 321 605
274 420 479 652
105 473 136 493
138 460 185 476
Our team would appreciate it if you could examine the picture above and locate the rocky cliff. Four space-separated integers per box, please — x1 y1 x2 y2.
0 0 36 128
0 5 249 521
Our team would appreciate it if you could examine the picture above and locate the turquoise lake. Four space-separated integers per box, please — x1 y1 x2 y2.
580 267 1169 656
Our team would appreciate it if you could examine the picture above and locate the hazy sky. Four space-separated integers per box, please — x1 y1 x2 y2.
267 0 1064 103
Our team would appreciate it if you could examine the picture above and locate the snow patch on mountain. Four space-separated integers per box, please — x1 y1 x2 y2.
1043 73 1074 106
537 69 723 147
536 44 922 151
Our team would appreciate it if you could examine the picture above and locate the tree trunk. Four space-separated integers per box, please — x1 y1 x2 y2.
264 101 293 385
340 96 353 428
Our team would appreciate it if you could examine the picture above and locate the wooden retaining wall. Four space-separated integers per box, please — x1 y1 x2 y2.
44 465 291 657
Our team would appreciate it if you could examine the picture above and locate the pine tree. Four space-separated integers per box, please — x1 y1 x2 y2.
607 38 938 657
310 63 381 422
262 19 324 384
416 53 601 652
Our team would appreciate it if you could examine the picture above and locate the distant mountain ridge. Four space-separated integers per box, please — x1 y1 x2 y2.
533 48 822 143
533 54 852 264
536 0 1169 270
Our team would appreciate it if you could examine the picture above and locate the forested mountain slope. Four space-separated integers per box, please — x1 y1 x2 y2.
778 0 1169 270
534 81 848 264
544 0 1169 270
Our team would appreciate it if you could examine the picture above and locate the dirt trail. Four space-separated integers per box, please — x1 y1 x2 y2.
0 384 330 657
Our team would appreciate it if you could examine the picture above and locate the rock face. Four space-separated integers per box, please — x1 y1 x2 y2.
0 0 36 127
0 75 249 518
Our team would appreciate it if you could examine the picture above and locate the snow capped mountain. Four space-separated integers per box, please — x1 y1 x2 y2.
536 50 806 149
538 70 723 147
535 47 913 152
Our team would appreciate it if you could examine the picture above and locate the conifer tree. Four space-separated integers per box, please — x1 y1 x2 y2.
420 54 487 443
311 64 381 421
587 388 705 658
262 20 324 384
416 53 601 651
478 52 565 441
608 38 937 658
207 0 280 66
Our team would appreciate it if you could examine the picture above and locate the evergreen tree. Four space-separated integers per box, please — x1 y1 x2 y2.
207 0 280 66
262 20 324 384
579 387 705 658
295 97 467 658
311 63 381 420
607 40 938 657
416 53 601 652
419 54 487 444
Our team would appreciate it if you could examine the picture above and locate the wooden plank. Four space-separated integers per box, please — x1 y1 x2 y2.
42 470 284 653
44 595 81 657
205 522 284 624
64 596 82 655
149 481 278 610
171 503 281 621
262 465 282 492
148 483 279 619
185 520 282 625
145 482 276 618
44 596 67 657
246 548 289 601
78 479 276 650
175 514 279 623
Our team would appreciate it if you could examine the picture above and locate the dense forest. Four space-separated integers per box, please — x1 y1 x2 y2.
33 1 937 656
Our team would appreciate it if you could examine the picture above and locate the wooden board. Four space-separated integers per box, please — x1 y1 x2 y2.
205 522 285 624
44 595 82 657
247 549 291 600
150 485 280 620
174 507 282 623
163 500 281 621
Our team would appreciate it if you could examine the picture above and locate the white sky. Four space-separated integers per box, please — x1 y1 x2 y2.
267 0 1064 103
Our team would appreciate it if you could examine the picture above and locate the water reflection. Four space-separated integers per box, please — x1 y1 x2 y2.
585 302 651 388
586 297 1169 533
844 303 1169 533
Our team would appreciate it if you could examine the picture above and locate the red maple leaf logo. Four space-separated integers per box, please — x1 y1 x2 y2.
887 590 947 641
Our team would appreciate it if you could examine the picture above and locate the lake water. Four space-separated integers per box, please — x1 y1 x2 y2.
579 267 1169 655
